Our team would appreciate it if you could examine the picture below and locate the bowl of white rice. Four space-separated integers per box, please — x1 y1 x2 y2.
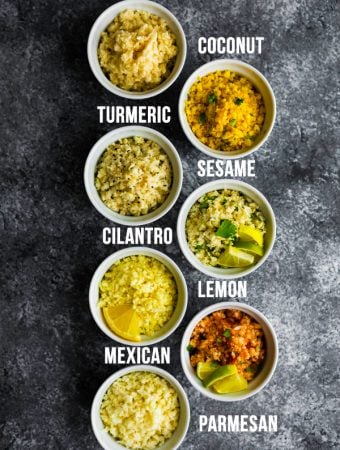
91 365 190 450
84 126 183 226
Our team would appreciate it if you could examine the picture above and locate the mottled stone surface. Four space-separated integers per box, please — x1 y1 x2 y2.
0 0 339 448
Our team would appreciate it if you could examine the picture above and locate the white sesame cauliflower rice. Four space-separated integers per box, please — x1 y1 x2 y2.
100 371 180 450
95 136 173 216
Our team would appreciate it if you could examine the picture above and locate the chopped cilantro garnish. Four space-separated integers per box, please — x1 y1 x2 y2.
187 344 196 355
199 200 209 209
195 244 205 251
234 97 244 105
229 118 237 127
199 112 207 123
215 219 237 239
208 92 217 104
223 329 231 338
246 134 256 141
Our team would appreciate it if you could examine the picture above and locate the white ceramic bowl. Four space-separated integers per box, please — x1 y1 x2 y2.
177 179 276 279
84 126 183 226
89 247 188 346
179 59 276 159
181 302 278 402
91 365 190 450
87 0 187 99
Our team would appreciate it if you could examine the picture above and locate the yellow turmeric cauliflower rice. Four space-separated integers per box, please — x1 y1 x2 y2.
100 371 180 450
185 70 265 152
98 9 178 91
98 256 177 336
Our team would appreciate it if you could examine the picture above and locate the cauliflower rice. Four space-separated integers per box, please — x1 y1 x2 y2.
189 309 265 381
99 256 177 336
186 189 266 266
185 70 265 152
98 9 178 92
100 371 180 450
95 136 173 216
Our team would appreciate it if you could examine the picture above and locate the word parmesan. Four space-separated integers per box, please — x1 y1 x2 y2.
199 415 278 432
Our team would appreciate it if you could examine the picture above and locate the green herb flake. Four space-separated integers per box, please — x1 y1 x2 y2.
215 219 237 239
199 200 209 209
223 329 232 338
186 344 195 354
199 112 207 124
208 195 218 201
245 364 256 373
234 97 244 105
208 92 217 104
229 118 237 127
195 244 205 251
216 337 222 343
246 134 256 142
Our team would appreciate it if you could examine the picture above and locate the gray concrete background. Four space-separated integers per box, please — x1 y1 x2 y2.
0 0 339 448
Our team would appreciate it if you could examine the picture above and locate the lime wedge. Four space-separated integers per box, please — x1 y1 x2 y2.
197 362 219 380
218 246 255 268
212 373 248 394
202 365 237 387
238 225 264 247
234 240 264 256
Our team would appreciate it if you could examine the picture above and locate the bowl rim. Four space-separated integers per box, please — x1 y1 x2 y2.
176 179 276 279
84 125 183 226
89 246 188 346
180 301 278 402
178 58 276 160
91 365 191 450
87 0 187 99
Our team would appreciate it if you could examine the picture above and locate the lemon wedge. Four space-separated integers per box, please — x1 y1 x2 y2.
202 365 238 387
218 246 254 268
238 225 264 247
234 240 264 256
103 305 141 342
197 362 220 380
212 373 248 394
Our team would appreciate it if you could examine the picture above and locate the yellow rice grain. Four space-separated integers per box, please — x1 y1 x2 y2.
185 70 265 152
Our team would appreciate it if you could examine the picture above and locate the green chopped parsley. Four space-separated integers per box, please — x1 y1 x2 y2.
229 118 237 127
208 92 217 104
199 200 209 209
195 244 205 251
199 112 207 123
223 329 232 338
234 97 244 105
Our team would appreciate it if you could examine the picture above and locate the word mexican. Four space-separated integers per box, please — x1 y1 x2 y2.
198 280 247 298
197 159 256 177
104 347 171 365
97 105 171 124
198 37 264 55
199 415 278 432
102 227 173 245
